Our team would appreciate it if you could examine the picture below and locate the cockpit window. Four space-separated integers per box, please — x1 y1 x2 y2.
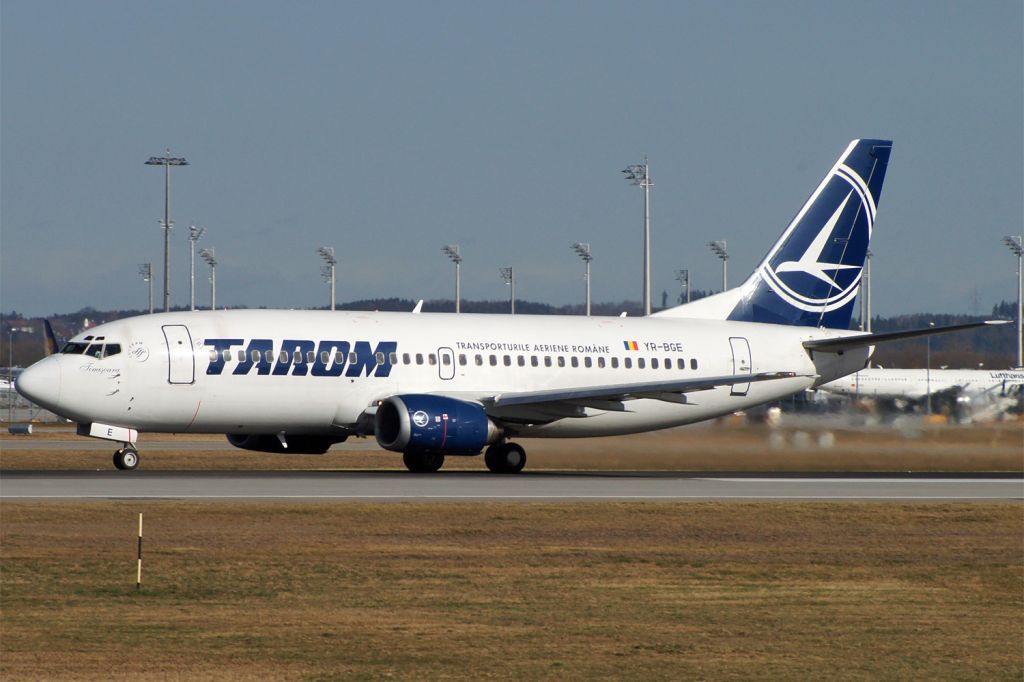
60 341 121 358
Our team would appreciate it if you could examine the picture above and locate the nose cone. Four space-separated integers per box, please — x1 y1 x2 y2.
15 356 62 412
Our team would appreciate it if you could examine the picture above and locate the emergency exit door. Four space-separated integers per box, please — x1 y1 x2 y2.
729 336 751 396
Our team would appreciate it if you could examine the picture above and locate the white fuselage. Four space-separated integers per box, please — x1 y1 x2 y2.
20 309 866 440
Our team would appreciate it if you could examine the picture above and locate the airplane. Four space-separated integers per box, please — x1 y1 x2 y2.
14 139 1005 472
818 366 1024 410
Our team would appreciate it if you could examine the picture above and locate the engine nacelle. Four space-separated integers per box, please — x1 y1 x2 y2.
226 434 343 455
375 394 500 455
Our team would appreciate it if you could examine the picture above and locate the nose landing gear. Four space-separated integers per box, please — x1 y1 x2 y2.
113 446 139 471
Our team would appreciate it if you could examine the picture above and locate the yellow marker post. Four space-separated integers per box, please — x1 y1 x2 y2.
136 513 143 590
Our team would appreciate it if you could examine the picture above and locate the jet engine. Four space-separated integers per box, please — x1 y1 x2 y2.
226 434 343 455
375 394 501 455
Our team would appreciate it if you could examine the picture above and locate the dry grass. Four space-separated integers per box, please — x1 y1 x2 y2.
2 502 1022 680
3 418 1022 472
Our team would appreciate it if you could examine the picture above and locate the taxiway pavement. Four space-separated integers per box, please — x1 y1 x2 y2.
1 470 1020 502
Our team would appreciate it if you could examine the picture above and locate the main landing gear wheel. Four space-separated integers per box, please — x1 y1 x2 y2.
113 446 139 471
484 442 526 474
403 451 445 473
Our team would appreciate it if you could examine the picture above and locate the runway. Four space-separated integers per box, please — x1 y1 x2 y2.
1 470 1021 501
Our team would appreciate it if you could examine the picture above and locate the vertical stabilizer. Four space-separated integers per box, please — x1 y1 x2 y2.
655 139 892 329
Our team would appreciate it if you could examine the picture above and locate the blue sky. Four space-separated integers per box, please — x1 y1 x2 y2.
2 1 1021 317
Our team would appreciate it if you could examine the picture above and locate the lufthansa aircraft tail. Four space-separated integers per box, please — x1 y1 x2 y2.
655 139 892 329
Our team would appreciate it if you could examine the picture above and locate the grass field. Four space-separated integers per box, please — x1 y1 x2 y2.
2 418 1022 472
2 502 1022 680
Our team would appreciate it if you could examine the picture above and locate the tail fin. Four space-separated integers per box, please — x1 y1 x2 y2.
43 320 61 356
656 139 892 328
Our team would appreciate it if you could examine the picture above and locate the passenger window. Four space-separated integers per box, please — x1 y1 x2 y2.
428 354 437 365
279 351 289 363
222 349 232 362
266 350 275 363
664 358 671 370
441 354 451 366
530 356 538 367
651 358 659 369
458 354 467 366
103 344 122 358
517 356 525 367
257 350 266 363
349 352 358 364
544 356 552 367
293 351 302 364
638 358 646 369
597 357 605 369
677 358 685 370
691 359 698 370
611 357 619 369
570 357 579 368
403 353 411 364
584 357 592 368
320 351 329 364
624 358 633 369
503 355 511 367
416 353 424 365
389 352 398 364
557 357 565 367
489 355 497 366
237 350 245 362
305 351 314 364
475 355 483 366
375 352 386 365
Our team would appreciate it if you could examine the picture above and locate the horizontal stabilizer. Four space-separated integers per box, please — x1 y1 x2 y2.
803 320 1009 353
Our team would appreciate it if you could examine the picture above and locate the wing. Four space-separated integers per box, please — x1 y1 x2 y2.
477 371 805 423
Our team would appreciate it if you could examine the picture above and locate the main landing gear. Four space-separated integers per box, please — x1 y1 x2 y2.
113 445 139 471
484 442 526 474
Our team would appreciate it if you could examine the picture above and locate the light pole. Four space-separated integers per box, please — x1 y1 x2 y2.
442 245 462 313
188 225 206 311
708 241 728 291
138 263 153 314
500 266 515 315
7 325 32 423
317 246 337 311
860 248 873 332
675 269 690 304
199 248 217 310
572 242 592 316
622 159 653 316
1003 235 1023 367
926 320 935 416
145 149 189 312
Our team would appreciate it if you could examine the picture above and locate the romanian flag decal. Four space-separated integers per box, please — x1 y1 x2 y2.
623 340 639 351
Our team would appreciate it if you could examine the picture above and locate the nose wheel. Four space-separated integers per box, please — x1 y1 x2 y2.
113 446 139 471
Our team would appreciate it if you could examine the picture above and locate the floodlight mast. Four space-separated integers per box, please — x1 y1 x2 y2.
500 266 515 314
188 225 206 311
708 240 728 291
7 325 33 423
138 263 153 314
199 248 217 311
1004 235 1023 367
572 242 593 316
317 246 337 311
675 269 690 304
622 159 653 315
145 149 189 312
442 245 463 313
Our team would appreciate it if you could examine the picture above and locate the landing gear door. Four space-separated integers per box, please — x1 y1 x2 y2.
729 336 751 396
162 325 195 384
438 347 456 381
